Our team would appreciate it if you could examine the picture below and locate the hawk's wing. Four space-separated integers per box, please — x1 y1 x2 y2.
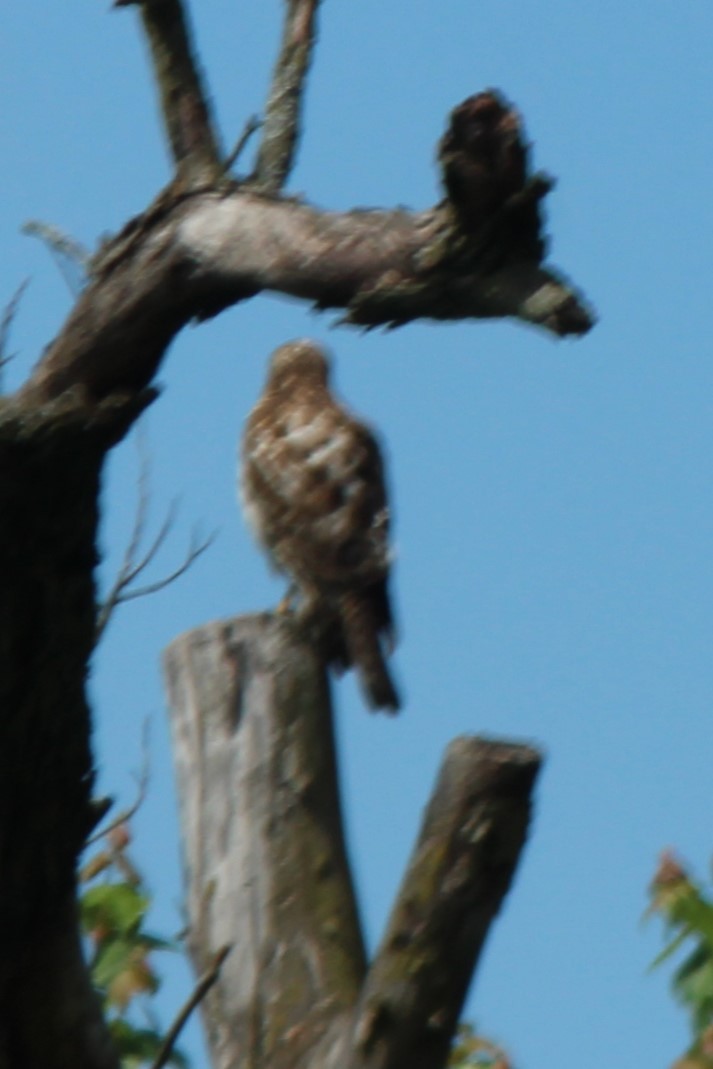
242 398 391 591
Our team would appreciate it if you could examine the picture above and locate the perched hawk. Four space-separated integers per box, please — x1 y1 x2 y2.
241 340 400 713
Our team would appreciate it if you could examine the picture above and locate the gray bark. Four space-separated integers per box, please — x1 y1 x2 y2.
163 615 366 1069
19 186 592 410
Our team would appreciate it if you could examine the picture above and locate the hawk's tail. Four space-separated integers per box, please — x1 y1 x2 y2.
339 590 400 714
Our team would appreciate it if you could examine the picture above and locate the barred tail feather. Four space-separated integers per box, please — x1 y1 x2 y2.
339 590 400 714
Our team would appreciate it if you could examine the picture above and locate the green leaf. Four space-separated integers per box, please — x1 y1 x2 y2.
679 898 713 954
81 883 150 938
93 936 157 1001
654 877 713 952
674 945 713 1034
650 926 695 971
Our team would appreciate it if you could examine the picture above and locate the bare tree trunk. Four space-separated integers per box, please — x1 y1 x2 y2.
0 393 148 1068
163 614 541 1069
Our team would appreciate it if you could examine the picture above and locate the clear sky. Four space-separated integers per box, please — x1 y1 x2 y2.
4 2 713 1066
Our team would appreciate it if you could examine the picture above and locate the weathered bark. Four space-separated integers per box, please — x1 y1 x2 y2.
163 615 366 1069
347 737 540 1069
163 614 541 1069
17 86 593 410
0 389 152 1068
18 183 592 409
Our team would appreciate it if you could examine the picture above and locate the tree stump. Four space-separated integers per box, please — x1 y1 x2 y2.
163 612 542 1069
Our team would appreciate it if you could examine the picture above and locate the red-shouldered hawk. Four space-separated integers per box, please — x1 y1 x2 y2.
241 340 400 713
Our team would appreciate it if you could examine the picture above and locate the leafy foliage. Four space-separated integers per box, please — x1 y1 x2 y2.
80 822 187 1069
648 852 713 1068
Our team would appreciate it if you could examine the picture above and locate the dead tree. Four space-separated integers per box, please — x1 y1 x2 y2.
0 2 591 1067
163 617 541 1069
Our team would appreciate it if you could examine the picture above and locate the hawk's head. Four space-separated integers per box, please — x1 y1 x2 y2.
266 339 331 393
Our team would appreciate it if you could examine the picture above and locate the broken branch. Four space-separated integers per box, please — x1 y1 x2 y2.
22 220 89 295
20 196 591 405
348 737 542 1069
17 93 594 407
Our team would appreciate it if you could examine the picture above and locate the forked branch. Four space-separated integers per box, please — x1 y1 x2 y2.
20 87 593 408
162 614 541 1069
96 430 214 642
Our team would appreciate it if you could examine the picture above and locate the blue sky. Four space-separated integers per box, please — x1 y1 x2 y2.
4 2 713 1066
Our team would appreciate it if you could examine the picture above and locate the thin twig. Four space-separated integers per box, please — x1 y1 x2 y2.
95 427 153 641
150 946 232 1069
96 425 215 637
121 423 153 569
85 718 151 849
0 279 30 390
224 114 263 174
114 528 216 604
95 428 215 642
22 220 89 296
251 0 322 192
118 498 180 590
